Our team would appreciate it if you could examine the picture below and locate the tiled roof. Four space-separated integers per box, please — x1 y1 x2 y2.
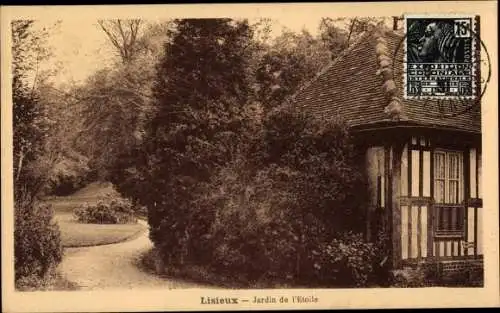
291 27 481 134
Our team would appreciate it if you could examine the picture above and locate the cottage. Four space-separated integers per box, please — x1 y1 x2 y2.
292 25 482 274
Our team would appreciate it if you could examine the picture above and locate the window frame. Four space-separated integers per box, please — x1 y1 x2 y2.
433 149 465 238
433 149 464 204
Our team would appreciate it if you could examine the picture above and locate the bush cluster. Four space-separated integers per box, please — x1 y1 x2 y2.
45 156 93 196
73 197 137 224
114 104 382 287
48 172 88 196
15 199 63 290
199 115 378 286
390 263 439 288
309 233 378 287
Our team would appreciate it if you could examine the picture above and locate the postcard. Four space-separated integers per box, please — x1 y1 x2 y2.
1 2 498 312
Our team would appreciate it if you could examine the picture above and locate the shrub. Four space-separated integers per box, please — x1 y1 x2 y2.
390 263 439 288
113 93 372 287
391 262 483 287
74 197 137 224
190 106 373 287
309 232 377 287
259 105 368 233
48 172 86 196
200 162 378 287
45 155 92 196
15 198 63 290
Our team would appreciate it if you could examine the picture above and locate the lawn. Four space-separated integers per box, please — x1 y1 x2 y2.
44 182 147 248
54 213 146 247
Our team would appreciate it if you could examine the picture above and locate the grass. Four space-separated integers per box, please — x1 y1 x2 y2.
44 182 146 248
54 213 146 247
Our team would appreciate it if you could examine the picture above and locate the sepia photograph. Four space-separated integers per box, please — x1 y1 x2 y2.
1 2 498 312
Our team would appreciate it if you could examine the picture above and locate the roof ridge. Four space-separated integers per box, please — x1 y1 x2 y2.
373 28 408 121
287 27 379 106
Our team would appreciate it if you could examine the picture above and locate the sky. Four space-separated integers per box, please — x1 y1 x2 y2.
17 2 394 87
39 20 120 86
36 17 325 86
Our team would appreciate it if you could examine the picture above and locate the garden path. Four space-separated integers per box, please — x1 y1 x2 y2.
58 220 212 290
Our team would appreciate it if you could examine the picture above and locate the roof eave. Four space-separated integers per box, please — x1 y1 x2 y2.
349 120 481 135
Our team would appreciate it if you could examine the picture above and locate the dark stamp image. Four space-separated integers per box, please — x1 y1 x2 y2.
404 15 477 99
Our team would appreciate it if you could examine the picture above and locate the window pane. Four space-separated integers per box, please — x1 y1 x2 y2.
448 154 454 179
435 180 445 203
449 180 458 203
434 153 445 178
449 154 459 179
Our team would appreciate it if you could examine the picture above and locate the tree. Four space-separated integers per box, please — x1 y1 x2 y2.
38 81 92 195
255 29 331 112
12 20 53 199
68 20 174 181
120 18 255 265
11 20 63 290
97 19 144 64
319 17 388 58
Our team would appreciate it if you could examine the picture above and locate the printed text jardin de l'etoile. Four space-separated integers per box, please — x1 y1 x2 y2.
201 295 319 305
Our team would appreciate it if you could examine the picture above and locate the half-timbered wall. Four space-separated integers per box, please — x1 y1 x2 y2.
467 148 483 257
399 136 482 263
366 147 386 241
400 137 431 260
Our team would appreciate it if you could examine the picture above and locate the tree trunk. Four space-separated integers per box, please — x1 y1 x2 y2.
16 148 24 182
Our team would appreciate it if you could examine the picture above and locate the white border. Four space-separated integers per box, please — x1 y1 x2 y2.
1 3 498 312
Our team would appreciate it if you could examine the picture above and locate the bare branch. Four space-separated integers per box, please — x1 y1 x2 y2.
98 19 144 63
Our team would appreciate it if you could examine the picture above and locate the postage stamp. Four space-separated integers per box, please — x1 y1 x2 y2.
404 15 478 99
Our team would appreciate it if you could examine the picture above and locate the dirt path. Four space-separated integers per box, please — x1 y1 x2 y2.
58 220 212 290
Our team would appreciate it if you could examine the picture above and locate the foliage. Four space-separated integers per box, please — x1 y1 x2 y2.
12 20 81 198
45 152 91 196
14 199 63 289
31 17 389 287
308 232 378 287
319 17 388 57
12 20 66 290
254 29 331 112
9 16 400 289
390 264 439 288
138 102 371 286
390 262 484 288
12 20 51 193
109 18 256 265
260 105 367 233
73 196 137 224
197 106 371 286
74 20 171 181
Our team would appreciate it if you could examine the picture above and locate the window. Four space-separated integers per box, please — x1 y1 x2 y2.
434 150 463 204
434 150 464 236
